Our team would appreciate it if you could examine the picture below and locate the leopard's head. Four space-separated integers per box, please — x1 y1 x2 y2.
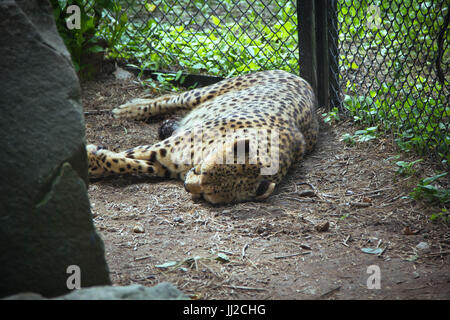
183 138 278 204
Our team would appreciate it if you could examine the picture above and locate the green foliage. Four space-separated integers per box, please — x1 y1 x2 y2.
409 172 449 206
341 126 378 145
50 0 127 73
430 208 449 222
394 159 423 176
98 0 298 77
342 77 449 165
145 71 187 92
338 0 449 163
322 107 341 124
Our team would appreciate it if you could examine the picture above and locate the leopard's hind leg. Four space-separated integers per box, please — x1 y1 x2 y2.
111 73 265 121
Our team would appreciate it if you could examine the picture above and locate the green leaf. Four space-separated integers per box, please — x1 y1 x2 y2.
145 3 156 12
358 135 376 142
175 70 183 81
87 45 104 53
192 63 205 70
361 248 383 255
210 15 221 26
396 161 409 167
422 172 447 185
57 0 68 10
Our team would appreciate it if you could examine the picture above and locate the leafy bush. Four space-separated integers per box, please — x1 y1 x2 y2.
394 159 423 176
341 126 378 146
342 78 449 164
50 0 127 74
409 172 449 206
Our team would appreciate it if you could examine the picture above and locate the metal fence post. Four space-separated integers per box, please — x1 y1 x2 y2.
315 0 330 110
327 0 341 112
297 0 317 95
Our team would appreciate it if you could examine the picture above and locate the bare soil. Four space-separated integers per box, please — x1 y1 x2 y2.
81 72 449 300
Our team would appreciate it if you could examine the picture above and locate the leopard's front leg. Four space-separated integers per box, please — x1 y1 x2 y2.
87 144 161 177
87 134 194 180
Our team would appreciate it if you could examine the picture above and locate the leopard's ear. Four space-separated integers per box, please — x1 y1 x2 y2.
255 180 275 200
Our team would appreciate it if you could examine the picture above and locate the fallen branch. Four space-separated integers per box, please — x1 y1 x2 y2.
222 285 267 291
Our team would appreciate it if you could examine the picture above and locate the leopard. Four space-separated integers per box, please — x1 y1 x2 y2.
87 70 319 204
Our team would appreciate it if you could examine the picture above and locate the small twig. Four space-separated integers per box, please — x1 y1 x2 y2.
198 260 219 277
423 250 450 257
376 239 383 248
282 196 315 203
320 286 341 298
241 243 249 259
274 252 311 259
134 255 152 261
380 194 406 207
322 193 341 199
403 286 429 291
296 182 316 191
378 243 389 257
352 187 394 197
349 201 371 208
222 285 267 291
342 235 351 247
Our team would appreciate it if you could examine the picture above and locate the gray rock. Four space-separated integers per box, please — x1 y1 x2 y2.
4 283 189 300
0 0 110 298
59 283 189 300
3 293 47 300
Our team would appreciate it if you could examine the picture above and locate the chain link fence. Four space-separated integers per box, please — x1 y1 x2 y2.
328 1 449 163
92 0 448 163
101 0 300 77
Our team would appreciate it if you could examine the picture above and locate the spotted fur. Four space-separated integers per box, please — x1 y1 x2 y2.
87 70 319 204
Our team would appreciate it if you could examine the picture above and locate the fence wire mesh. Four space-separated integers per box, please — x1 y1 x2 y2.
329 1 449 163
101 0 300 77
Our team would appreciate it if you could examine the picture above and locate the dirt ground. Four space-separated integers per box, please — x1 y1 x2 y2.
81 71 449 300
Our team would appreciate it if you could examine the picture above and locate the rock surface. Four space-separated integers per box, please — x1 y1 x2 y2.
0 0 110 298
4 283 189 300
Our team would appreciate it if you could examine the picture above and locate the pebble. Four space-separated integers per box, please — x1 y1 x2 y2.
173 217 184 223
416 241 430 250
315 221 330 232
133 224 145 233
